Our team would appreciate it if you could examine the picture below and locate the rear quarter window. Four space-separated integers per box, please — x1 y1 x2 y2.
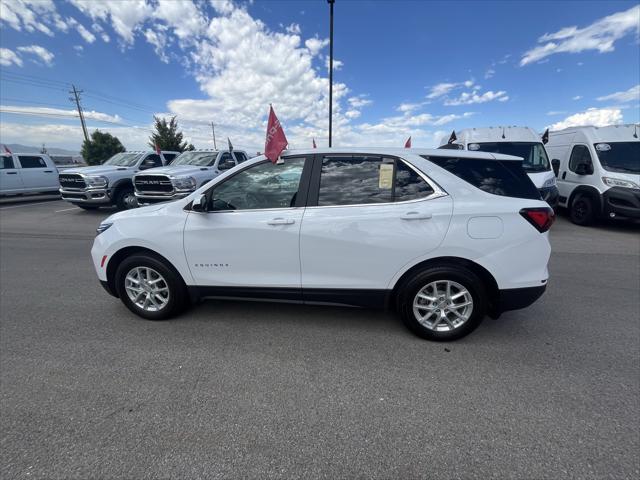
422 155 540 200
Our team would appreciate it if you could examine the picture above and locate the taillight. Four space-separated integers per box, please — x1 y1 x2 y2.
520 207 555 233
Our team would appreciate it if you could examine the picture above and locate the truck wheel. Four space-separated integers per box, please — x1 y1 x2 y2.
114 187 137 210
569 193 595 226
77 205 99 210
397 266 486 341
114 254 189 320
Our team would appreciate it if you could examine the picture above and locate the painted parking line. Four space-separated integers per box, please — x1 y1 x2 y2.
54 207 81 213
0 200 65 211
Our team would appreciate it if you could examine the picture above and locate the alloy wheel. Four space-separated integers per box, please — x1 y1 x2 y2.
124 266 170 312
412 280 473 332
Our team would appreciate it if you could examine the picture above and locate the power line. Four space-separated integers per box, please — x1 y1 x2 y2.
0 97 75 109
0 108 133 127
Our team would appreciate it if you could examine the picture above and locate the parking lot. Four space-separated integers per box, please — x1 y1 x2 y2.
1 198 638 479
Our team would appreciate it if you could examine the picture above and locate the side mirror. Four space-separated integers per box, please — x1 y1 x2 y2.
575 163 592 176
139 159 156 170
191 193 207 212
551 159 560 177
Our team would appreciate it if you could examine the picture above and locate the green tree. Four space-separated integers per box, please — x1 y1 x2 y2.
148 116 190 152
81 130 125 165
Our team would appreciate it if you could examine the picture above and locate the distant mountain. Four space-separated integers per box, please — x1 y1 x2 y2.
4 144 80 156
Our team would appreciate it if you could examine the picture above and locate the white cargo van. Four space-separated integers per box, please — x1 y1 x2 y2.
440 126 559 207
545 124 640 225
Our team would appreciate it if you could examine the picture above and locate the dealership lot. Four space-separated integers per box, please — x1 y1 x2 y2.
1 200 638 479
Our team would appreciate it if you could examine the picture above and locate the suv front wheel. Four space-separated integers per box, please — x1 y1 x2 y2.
398 266 487 341
114 254 189 320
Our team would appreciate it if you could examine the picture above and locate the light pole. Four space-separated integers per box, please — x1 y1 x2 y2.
328 0 335 147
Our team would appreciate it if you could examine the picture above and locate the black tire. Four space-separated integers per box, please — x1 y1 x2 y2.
77 205 99 210
397 265 487 341
114 186 137 210
569 193 596 226
114 254 189 320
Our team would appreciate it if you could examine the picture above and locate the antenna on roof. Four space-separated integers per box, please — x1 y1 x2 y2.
634 124 638 139
501 126 506 139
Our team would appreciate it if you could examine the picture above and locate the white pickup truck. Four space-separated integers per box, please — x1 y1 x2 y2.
59 150 179 210
0 153 60 196
134 149 248 205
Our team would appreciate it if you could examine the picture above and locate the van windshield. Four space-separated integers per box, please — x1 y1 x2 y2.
593 142 640 174
103 152 142 166
171 152 217 166
472 142 550 172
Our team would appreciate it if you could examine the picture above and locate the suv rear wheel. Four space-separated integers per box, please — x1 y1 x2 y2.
114 254 189 320
398 266 487 341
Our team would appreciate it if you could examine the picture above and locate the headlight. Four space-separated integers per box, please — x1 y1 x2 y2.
171 176 196 190
85 175 108 188
96 222 113 235
602 177 640 189
542 177 557 188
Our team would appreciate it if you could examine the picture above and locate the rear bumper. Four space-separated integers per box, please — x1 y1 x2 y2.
539 186 559 208
602 187 640 219
495 285 546 315
60 187 111 205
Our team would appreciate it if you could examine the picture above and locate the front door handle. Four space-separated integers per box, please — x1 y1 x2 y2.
6 172 17 175
401 211 432 220
267 217 295 225
44 170 54 173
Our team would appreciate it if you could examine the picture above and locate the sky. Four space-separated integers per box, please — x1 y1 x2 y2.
0 0 639 153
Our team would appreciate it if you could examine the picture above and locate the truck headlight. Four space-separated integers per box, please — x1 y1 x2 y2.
96 222 113 235
602 177 639 189
172 176 196 190
542 177 557 188
85 175 108 188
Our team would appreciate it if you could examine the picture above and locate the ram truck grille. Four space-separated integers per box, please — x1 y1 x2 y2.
59 174 86 189
135 175 173 193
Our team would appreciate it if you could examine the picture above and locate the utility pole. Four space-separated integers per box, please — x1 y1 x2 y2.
328 0 335 147
69 85 89 143
210 122 217 149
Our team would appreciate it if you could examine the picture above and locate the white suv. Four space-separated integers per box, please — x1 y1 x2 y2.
92 148 553 341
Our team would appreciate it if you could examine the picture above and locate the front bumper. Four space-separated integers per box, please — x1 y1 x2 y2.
602 186 640 219
60 187 111 205
539 186 559 208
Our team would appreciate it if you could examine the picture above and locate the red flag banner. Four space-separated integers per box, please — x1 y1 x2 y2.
312 138 317 148
265 105 288 163
404 136 412 148
154 142 161 155
3 144 12 154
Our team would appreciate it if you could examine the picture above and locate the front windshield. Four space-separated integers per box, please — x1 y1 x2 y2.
102 152 142 167
593 142 640 174
473 142 550 172
171 151 217 166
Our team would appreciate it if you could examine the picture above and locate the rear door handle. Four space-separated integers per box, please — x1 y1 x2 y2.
400 211 432 220
6 172 18 175
267 218 295 225
44 170 54 173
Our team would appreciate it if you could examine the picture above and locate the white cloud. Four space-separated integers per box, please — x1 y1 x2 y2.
597 85 640 104
1 105 123 124
484 68 495 79
68 0 153 44
325 57 343 71
144 27 170 63
444 90 509 106
16 45 55 66
572 95 582 101
396 102 423 113
521 5 640 65
285 23 301 35
427 82 460 99
548 108 623 130
0 0 55 36
0 48 23 67
76 22 96 43
348 96 372 109
305 37 329 56
73 45 84 55
546 110 567 116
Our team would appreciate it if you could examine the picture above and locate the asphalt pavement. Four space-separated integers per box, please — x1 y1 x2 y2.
1 199 639 479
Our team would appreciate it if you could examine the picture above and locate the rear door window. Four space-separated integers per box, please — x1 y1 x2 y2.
17 156 47 168
1 156 15 169
423 155 540 200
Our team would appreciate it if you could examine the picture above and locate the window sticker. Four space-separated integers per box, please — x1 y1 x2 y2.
378 163 394 189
